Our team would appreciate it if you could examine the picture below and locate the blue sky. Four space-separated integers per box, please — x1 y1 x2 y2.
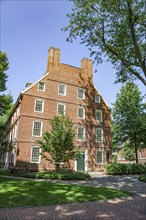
1 0 145 107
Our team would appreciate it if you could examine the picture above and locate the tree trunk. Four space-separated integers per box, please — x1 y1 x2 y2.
134 134 138 164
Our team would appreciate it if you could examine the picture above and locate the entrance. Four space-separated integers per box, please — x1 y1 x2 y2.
77 152 85 171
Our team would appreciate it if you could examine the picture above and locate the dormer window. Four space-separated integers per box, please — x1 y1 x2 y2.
38 82 45 91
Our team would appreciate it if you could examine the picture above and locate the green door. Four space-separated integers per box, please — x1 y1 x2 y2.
77 153 85 171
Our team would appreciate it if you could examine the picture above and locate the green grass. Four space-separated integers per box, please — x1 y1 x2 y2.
0 177 133 208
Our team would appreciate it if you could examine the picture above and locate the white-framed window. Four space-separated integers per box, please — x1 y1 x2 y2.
78 88 85 99
58 84 66 96
96 128 103 142
140 149 146 159
57 103 65 116
95 110 102 122
30 146 41 163
96 150 103 164
78 107 85 119
34 100 44 113
95 95 100 103
38 82 45 91
77 126 85 141
32 121 43 137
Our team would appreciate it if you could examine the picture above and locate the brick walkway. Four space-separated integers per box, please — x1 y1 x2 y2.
0 175 146 220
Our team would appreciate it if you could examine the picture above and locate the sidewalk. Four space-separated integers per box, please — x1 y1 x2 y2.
0 175 146 220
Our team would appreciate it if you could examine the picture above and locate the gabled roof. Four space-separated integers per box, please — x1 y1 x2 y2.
6 72 50 124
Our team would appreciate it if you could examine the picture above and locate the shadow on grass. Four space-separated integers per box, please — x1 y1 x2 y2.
0 177 133 208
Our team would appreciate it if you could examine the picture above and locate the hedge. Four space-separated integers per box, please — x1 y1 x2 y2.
11 170 91 180
106 163 146 175
138 174 146 182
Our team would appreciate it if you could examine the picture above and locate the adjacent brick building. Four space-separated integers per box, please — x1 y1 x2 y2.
2 47 112 172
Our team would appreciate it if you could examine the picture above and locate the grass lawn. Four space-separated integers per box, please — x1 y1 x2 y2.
0 177 133 208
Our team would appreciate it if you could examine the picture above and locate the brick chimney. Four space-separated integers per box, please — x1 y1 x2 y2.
81 58 93 79
46 47 60 72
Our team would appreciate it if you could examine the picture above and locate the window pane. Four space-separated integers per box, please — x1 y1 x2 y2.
96 129 103 142
39 82 45 91
96 110 102 122
58 104 65 115
78 107 84 119
31 147 40 163
78 88 84 99
35 100 43 112
95 95 100 103
33 121 42 136
97 151 103 164
78 126 85 140
59 84 66 95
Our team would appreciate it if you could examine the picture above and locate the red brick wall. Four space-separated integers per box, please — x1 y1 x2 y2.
8 48 112 171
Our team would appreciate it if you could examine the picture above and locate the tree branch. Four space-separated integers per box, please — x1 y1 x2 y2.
101 20 146 85
127 1 146 77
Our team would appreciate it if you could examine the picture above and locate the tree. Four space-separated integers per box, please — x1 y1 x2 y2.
37 115 79 170
123 145 135 162
0 51 13 116
0 51 13 156
63 0 146 85
112 82 146 163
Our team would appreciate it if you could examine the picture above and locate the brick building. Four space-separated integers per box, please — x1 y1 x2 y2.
2 47 112 172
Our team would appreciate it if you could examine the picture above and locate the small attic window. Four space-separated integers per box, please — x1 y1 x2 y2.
95 95 100 103
38 82 45 91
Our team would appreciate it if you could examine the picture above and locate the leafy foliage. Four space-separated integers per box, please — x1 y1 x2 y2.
112 82 146 163
138 174 146 182
106 163 146 175
37 115 79 170
64 0 146 85
0 51 13 116
123 145 135 161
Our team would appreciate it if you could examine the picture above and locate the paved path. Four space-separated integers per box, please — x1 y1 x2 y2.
0 174 146 220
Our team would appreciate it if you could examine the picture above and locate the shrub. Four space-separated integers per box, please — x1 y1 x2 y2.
12 170 91 180
106 163 146 175
0 168 11 176
138 174 146 182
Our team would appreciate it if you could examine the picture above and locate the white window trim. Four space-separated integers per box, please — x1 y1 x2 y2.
96 128 103 143
77 126 85 141
140 150 146 159
32 121 43 137
95 110 102 122
95 95 100 103
38 82 45 91
77 106 85 119
58 83 66 96
78 88 85 100
57 103 66 116
30 146 41 163
34 99 44 113
96 149 103 164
